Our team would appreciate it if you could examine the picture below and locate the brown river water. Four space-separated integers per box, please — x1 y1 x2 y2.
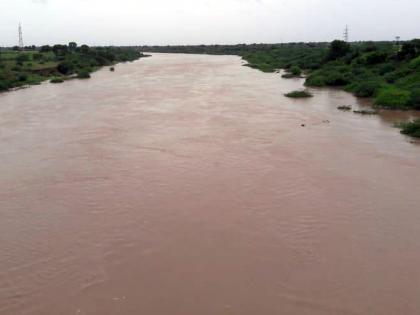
1 53 420 315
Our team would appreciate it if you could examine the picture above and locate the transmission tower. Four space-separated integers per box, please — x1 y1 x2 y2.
18 23 24 49
343 25 349 42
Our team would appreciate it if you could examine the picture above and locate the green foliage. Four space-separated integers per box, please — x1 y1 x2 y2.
69 42 78 51
305 75 326 87
77 70 91 79
374 87 411 109
409 56 420 69
351 80 383 97
16 54 30 64
285 90 313 98
324 70 350 86
363 51 388 65
290 65 302 76
327 40 351 60
397 120 420 137
409 87 420 109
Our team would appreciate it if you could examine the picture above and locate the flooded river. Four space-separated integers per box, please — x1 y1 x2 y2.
1 53 420 315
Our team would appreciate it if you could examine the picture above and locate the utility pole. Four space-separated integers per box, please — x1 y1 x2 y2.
343 25 349 42
18 23 24 50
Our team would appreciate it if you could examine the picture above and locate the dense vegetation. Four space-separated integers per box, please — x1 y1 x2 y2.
396 120 420 138
141 40 420 110
0 43 145 91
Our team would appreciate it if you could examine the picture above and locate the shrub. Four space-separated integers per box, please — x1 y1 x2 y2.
77 70 91 79
378 63 396 75
16 54 30 64
0 81 9 91
290 65 302 76
374 87 411 109
409 87 420 109
57 61 75 75
409 56 420 69
50 78 64 83
353 80 382 97
305 75 326 87
397 120 420 138
17 73 28 82
327 40 351 60
285 90 313 98
324 71 350 86
33 53 43 61
363 51 388 65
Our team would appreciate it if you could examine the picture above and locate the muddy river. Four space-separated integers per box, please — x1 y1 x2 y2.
1 53 420 315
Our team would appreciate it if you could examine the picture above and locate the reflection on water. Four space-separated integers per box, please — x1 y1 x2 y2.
1 53 420 315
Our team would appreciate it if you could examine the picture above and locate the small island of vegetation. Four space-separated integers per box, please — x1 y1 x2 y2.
0 43 147 92
285 90 313 98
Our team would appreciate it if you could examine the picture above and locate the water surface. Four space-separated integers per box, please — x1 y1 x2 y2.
1 53 420 315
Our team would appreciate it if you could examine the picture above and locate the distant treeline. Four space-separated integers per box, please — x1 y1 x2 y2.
140 40 420 111
0 43 146 91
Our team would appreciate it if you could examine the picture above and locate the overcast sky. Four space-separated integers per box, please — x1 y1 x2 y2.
1 0 419 46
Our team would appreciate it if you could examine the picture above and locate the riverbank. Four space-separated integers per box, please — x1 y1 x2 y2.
0 44 148 92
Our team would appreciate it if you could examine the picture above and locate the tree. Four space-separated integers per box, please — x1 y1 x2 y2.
52 44 68 56
57 61 74 75
16 54 30 65
40 45 52 52
290 65 302 76
327 40 351 60
69 42 78 51
80 45 90 54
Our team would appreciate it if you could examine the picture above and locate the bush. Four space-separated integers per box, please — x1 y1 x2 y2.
290 65 302 76
378 63 395 75
305 75 326 87
285 90 313 98
57 61 75 75
77 70 91 79
409 87 420 109
353 80 382 97
50 78 64 83
324 71 350 86
397 120 420 138
16 54 30 64
409 56 420 69
17 73 28 82
327 40 351 60
363 51 388 65
0 81 9 91
374 87 411 109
